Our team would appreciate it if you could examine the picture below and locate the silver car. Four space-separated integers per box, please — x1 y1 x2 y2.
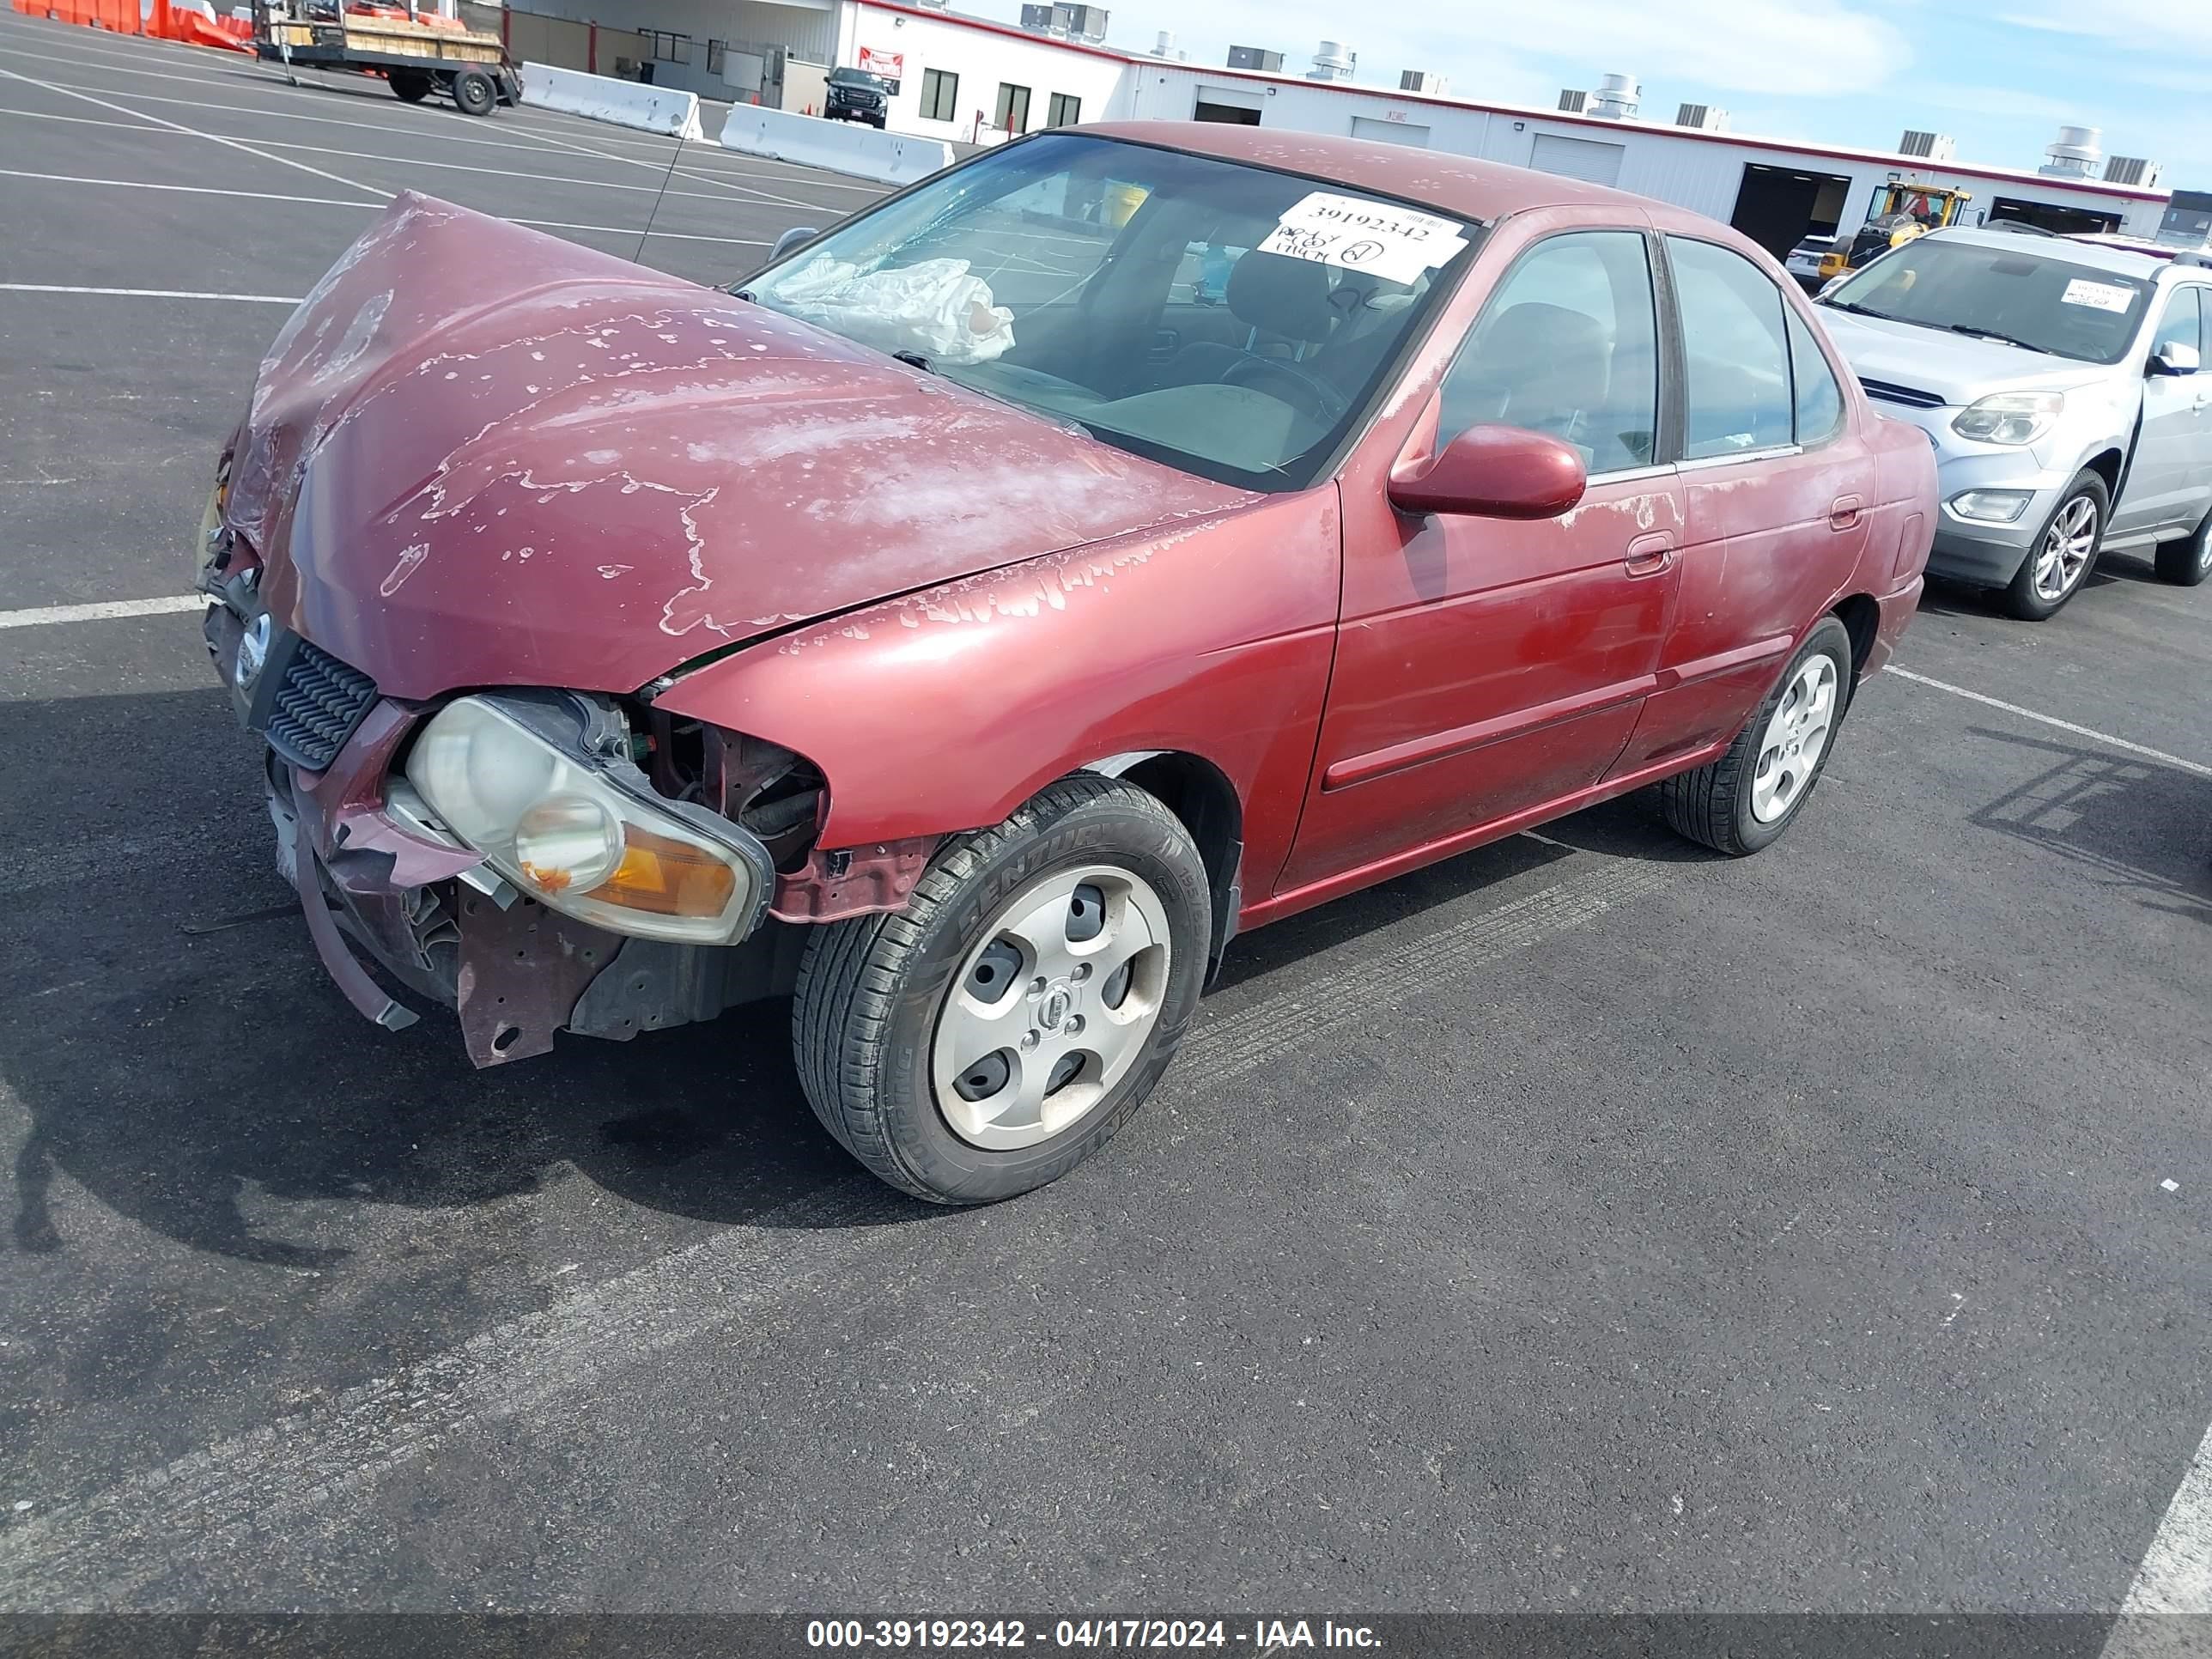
1816 228 2212 618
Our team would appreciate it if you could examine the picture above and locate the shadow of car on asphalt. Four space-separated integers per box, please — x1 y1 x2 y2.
2 686 1714 1270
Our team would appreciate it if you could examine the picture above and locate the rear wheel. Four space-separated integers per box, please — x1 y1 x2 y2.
2153 506 2212 587
388 68 432 102
1661 618 1854 857
2002 471 2108 620
451 68 497 117
793 776 1211 1205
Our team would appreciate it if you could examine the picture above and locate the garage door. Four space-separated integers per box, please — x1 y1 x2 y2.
1351 116 1431 149
1529 132 1626 186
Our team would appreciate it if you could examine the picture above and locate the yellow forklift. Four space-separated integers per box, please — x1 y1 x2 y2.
1817 182 1975 283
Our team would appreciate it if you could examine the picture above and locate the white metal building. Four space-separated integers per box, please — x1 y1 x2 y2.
495 0 2174 247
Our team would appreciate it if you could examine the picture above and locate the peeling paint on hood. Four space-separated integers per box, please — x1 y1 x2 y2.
227 194 1256 702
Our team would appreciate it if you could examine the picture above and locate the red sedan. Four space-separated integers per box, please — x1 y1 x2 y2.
198 123 1935 1203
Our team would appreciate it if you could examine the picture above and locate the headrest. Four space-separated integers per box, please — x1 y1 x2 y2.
1227 253 1346 344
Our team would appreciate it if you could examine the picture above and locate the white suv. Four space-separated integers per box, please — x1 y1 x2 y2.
1815 227 2212 619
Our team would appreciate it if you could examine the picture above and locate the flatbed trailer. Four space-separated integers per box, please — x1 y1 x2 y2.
253 3 522 116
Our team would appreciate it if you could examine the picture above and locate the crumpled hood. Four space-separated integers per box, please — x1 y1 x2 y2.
1816 306 2117 406
228 194 1254 702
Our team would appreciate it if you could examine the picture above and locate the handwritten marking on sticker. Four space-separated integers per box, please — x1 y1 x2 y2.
1258 191 1469 288
2060 277 2135 313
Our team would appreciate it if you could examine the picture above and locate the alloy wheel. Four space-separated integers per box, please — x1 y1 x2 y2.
1751 655 1839 824
2032 495 2099 603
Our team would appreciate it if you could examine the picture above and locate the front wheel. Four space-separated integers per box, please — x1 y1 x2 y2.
451 68 497 117
1660 617 1854 857
2002 471 2109 620
793 776 1211 1205
2154 506 2212 587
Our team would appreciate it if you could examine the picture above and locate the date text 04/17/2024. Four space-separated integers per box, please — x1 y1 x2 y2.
804 1620 1382 1650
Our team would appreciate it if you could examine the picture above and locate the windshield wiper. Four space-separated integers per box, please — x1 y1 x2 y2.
1945 323 2043 351
892 350 933 372
1820 299 1892 319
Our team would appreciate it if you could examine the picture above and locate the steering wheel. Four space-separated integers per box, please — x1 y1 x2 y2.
1222 356 1349 427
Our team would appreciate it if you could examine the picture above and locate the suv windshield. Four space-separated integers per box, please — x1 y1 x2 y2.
744 132 1480 489
827 69 884 88
1824 236 2154 364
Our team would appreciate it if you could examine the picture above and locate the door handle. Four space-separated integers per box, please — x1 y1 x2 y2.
1828 495 1864 531
1624 533 1675 577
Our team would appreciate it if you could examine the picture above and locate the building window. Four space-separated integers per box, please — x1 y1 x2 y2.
994 82 1031 135
1047 92 1081 128
706 40 725 75
649 31 690 64
920 67 958 123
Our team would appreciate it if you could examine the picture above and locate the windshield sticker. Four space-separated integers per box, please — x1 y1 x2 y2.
2060 277 2135 313
1257 191 1469 287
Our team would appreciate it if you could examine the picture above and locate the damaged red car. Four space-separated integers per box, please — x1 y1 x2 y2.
198 125 1935 1204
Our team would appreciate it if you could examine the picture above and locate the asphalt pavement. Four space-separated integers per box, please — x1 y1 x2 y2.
3 10 2211 1638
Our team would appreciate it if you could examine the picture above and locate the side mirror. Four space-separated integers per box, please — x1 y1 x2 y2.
2150 339 2202 376
1389 424 1588 521
768 224 822 265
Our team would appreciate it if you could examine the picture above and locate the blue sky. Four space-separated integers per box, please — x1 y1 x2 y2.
1021 0 2210 188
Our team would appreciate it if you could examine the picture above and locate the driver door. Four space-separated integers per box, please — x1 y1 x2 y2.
2112 285 2209 538
1279 225 1684 892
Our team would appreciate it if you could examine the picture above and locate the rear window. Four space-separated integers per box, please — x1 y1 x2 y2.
1825 237 2154 364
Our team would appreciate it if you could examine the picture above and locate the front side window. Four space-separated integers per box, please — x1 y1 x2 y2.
995 83 1031 135
920 68 958 124
1824 237 2154 365
2149 286 2204 361
1669 236 1794 459
1437 230 1659 476
1787 307 1845 446
744 133 1480 490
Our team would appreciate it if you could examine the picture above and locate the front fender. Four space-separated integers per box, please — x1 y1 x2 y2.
653 489 1345 911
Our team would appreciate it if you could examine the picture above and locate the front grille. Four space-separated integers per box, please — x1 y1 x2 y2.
1856 377 1946 410
266 640 377 771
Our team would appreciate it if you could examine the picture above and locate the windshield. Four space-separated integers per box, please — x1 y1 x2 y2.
1824 237 2154 364
827 70 883 88
743 132 1481 489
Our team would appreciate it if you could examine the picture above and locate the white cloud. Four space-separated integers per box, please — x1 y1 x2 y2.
1993 0 2212 50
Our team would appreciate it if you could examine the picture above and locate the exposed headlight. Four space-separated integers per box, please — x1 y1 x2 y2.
1948 489 2035 525
406 696 769 945
1951 391 2064 447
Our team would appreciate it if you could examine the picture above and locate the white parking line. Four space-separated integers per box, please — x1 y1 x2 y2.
0 165 370 209
0 62 391 200
2116 1421 2212 1615
1885 665 2212 781
0 283 303 302
0 595 205 629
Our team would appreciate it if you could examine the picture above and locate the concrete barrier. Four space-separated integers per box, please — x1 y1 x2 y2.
719 105 954 188
520 62 704 141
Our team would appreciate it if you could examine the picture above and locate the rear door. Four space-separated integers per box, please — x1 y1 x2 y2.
1611 234 1878 775
2112 285 2209 537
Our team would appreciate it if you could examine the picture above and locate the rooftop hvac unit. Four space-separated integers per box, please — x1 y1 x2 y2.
1401 69 1446 94
1589 71 1638 120
1228 44 1283 71
1151 28 1175 56
1060 3 1108 42
1309 40 1355 81
1558 88 1588 113
1674 102 1728 131
1899 130 1956 161
1021 3 1054 30
2106 155 2162 188
2040 124 2102 178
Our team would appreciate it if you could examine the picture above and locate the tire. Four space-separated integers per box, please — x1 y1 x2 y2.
2002 471 2109 620
388 69 432 102
793 775 1212 1205
1660 617 1855 858
2153 506 2212 587
451 68 497 118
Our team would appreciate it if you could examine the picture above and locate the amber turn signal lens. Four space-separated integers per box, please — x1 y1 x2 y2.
586 825 738 919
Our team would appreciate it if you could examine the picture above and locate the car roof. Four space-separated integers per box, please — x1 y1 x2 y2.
1922 224 2192 280
1081 121 1714 231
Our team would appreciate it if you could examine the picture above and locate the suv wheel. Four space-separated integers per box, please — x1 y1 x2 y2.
2154 505 2212 587
793 776 1211 1205
2002 471 2108 620
1660 617 1854 857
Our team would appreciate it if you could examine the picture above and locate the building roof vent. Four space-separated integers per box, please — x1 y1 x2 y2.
1588 71 1639 120
2105 155 2162 188
1309 40 1356 81
2040 125 2103 179
1674 102 1728 131
1899 130 1956 161
1558 88 1588 113
1401 69 1446 94
1228 44 1283 71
